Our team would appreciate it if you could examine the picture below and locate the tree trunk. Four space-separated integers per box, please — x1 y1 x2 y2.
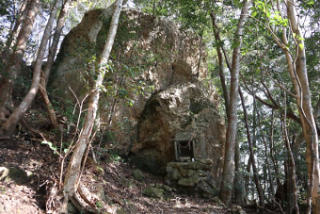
234 139 245 205
0 0 39 112
4 0 29 50
284 131 299 214
244 155 251 202
1 0 60 135
210 12 229 114
262 132 275 199
43 0 70 83
39 0 71 128
256 101 275 200
219 0 250 205
269 110 281 191
277 1 320 212
282 93 299 214
39 83 59 128
61 0 123 212
239 88 265 206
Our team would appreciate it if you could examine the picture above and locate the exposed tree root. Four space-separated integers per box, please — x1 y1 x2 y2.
72 185 98 213
47 181 100 214
46 182 63 214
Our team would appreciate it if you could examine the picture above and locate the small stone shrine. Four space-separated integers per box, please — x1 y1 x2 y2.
174 132 195 162
163 133 219 198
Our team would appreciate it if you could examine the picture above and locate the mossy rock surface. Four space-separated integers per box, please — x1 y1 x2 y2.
143 186 164 199
177 176 199 187
132 169 144 181
1 166 30 185
167 161 212 170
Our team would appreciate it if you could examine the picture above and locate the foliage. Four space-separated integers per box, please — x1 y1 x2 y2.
0 0 16 21
41 140 69 156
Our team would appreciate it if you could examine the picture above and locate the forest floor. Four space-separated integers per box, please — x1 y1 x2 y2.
0 138 229 214
0 116 254 214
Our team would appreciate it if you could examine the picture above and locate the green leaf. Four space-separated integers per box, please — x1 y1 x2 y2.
265 10 271 18
307 0 314 6
252 11 257 17
41 140 59 155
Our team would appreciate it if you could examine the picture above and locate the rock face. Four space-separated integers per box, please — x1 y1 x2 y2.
165 161 219 198
50 6 225 184
50 7 214 151
130 82 225 178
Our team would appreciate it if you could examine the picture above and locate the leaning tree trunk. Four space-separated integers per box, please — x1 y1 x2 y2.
219 0 250 205
1 0 60 135
39 0 71 128
0 0 39 113
61 0 123 212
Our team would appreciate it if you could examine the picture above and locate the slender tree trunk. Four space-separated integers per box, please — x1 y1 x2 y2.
268 0 319 211
262 135 275 199
219 0 250 205
256 102 275 200
239 88 265 206
39 83 59 128
281 93 299 214
0 0 39 112
284 160 290 213
284 133 299 214
1 0 60 135
5 0 29 50
43 0 70 83
269 110 281 191
273 1 320 212
244 155 251 202
210 12 229 114
61 1 123 212
234 139 245 205
39 0 71 128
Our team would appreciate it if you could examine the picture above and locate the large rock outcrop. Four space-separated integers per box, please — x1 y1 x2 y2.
50 6 225 183
50 7 217 146
50 7 212 149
